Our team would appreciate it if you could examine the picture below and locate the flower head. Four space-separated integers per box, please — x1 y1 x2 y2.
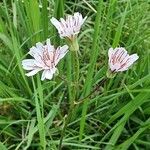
108 47 139 72
22 39 68 80
50 12 87 40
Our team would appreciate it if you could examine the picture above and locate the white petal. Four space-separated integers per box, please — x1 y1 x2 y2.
29 46 43 63
50 17 61 30
113 48 125 61
28 42 43 58
118 54 139 71
119 54 130 67
108 47 115 71
109 62 120 72
36 42 44 51
28 46 38 57
25 68 41 77
22 59 36 70
41 68 57 81
51 67 57 74
60 18 67 28
41 70 47 81
108 47 114 58
82 16 87 25
45 71 53 80
128 54 139 66
76 12 83 26
50 13 86 39
46 39 55 52
34 60 45 68
119 50 128 63
46 39 51 45
54 45 69 65
50 17 65 38
47 42 55 53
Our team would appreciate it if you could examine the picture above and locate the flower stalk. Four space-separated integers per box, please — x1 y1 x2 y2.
74 77 108 105
58 99 75 150
71 46 80 99
58 40 79 150
69 37 79 52
50 12 87 149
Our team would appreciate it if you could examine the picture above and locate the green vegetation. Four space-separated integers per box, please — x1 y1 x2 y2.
0 0 150 149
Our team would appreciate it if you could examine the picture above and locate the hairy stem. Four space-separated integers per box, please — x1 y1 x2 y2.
72 50 79 99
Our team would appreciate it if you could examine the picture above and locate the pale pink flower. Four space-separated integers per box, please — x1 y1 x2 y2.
108 47 139 72
50 12 87 40
22 39 68 80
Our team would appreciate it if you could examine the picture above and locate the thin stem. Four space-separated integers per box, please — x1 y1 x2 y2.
79 0 103 141
58 100 75 150
57 75 70 84
59 38 79 149
75 77 108 105
32 78 46 150
58 77 108 149
72 50 79 99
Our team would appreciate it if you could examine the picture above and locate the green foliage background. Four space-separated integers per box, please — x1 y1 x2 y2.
0 0 150 149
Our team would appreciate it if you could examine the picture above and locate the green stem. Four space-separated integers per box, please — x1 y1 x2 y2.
75 77 108 105
59 77 108 149
70 37 79 52
58 101 75 150
79 0 103 141
59 38 79 149
72 50 79 100
32 78 46 150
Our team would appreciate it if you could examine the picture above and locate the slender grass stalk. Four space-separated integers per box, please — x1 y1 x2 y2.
2 0 32 96
37 74 45 123
66 52 73 102
59 40 79 149
102 91 150 149
36 74 45 149
79 0 103 141
32 78 46 149
117 117 150 150
23 0 46 148
0 0 150 149
60 94 111 149
101 0 117 44
112 1 128 48
58 100 75 150
52 0 65 76
53 0 65 43
104 114 129 150
74 77 108 105
41 0 48 40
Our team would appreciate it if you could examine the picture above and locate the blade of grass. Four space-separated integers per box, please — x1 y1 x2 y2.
41 0 48 40
32 78 46 149
112 1 129 47
0 142 7 150
103 91 150 149
79 0 103 141
117 117 150 150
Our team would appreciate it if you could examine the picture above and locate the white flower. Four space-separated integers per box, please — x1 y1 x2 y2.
108 47 139 72
50 12 87 40
22 39 68 80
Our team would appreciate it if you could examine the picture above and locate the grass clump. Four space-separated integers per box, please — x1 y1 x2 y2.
0 0 150 149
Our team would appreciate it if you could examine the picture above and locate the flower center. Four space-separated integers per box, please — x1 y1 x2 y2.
42 48 54 68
